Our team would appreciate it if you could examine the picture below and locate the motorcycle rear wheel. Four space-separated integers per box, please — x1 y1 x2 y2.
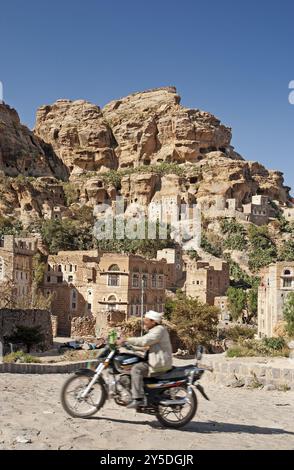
61 373 107 418
156 386 197 429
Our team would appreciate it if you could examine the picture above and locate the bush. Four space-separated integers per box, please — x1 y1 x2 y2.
170 297 219 353
262 337 286 350
3 351 41 363
226 337 289 357
220 325 256 342
248 225 277 272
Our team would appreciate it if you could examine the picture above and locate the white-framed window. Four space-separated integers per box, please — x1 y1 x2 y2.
132 273 139 288
68 275 73 282
108 274 119 286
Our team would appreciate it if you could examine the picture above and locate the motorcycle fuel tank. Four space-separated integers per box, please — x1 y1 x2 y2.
114 353 143 372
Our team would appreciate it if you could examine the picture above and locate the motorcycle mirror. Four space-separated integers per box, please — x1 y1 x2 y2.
196 345 204 361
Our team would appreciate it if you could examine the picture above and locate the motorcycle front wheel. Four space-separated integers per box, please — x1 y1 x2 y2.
156 386 197 429
61 372 107 418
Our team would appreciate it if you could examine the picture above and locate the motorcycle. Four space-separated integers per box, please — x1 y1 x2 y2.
61 342 211 429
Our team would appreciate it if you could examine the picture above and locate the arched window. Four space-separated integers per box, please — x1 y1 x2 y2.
106 295 118 311
284 269 291 276
108 264 120 272
0 257 4 280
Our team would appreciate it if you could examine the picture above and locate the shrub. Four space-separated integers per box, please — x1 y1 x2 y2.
170 297 219 353
226 337 289 357
220 325 256 342
262 337 286 350
3 351 41 363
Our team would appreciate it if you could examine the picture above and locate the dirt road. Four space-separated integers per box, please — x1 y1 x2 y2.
0 373 293 450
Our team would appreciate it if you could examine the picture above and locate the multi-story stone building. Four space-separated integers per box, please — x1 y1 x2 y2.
157 247 184 290
43 250 167 336
0 235 38 303
258 262 294 338
184 259 229 305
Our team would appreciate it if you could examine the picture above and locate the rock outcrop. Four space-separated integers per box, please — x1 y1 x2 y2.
35 99 118 174
0 87 291 229
103 86 233 168
0 103 68 179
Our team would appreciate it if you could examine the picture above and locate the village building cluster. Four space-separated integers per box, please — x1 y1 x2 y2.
0 189 293 340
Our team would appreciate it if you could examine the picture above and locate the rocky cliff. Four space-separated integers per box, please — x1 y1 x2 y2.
0 87 292 228
0 103 68 180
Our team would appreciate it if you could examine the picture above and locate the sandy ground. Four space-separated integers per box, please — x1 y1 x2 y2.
0 372 294 450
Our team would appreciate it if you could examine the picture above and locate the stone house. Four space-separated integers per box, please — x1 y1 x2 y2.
43 250 167 336
156 247 184 290
0 235 38 304
214 296 230 321
258 262 294 338
281 206 294 223
185 259 229 305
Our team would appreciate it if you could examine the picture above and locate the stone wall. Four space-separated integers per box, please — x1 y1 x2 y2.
0 308 53 351
71 316 96 338
202 354 294 390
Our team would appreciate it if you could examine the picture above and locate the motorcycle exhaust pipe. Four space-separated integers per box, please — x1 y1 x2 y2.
159 398 189 406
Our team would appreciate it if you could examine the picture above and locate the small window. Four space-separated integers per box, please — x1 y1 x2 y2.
108 274 119 286
58 265 62 272
284 269 291 276
132 273 139 288
88 303 92 310
68 275 73 282
69 265 73 272
142 274 148 288
47 276 51 282
283 278 292 288
57 277 63 284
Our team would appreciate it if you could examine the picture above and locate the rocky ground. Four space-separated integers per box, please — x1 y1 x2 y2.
0 372 293 450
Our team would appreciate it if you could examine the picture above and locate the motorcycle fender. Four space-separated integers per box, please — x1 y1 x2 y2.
195 383 210 401
74 368 95 377
74 368 108 394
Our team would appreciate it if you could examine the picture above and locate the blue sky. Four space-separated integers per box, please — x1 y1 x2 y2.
0 0 293 192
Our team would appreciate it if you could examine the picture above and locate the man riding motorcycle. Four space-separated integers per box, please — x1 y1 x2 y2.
117 310 173 409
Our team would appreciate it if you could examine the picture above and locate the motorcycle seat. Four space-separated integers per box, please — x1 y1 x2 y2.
152 365 196 380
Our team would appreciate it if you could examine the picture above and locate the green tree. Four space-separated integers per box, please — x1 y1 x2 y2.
227 287 246 321
283 292 294 337
6 325 44 353
0 216 23 237
170 297 219 353
248 225 277 272
41 219 94 254
246 286 258 322
278 240 294 262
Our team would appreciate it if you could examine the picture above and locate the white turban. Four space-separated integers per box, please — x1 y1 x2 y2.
145 310 163 324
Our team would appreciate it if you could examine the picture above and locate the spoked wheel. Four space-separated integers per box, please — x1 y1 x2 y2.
156 386 197 428
61 373 107 418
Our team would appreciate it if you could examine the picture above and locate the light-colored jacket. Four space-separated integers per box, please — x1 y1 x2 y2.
127 325 173 373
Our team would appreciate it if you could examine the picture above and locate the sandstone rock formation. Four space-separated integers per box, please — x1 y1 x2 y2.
103 87 233 168
0 103 67 179
35 99 118 174
0 87 292 229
